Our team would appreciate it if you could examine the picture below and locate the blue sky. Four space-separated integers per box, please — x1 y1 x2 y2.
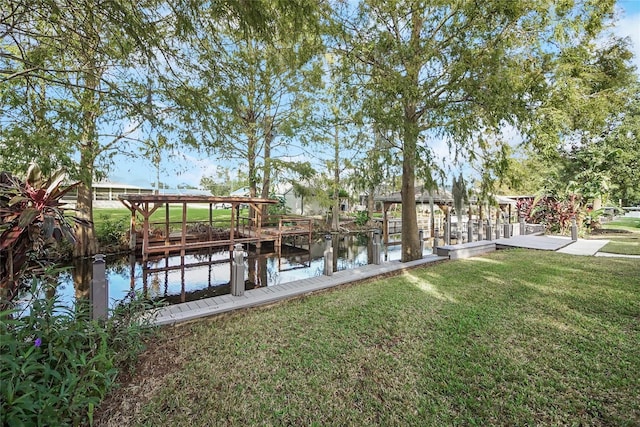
107 2 640 190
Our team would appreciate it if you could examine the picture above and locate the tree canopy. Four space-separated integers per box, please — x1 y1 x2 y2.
1 0 638 259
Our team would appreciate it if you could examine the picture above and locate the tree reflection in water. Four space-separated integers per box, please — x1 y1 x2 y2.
57 232 397 309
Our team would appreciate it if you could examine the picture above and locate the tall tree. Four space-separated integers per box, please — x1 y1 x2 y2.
1 0 168 256
530 38 638 208
165 1 326 209
335 0 618 261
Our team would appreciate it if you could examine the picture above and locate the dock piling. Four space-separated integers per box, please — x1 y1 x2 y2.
231 243 245 296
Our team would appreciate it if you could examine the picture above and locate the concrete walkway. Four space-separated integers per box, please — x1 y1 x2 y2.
550 236 611 256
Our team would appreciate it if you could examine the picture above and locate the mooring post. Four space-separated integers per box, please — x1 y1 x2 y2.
486 219 493 241
432 227 439 254
91 254 108 320
444 210 451 245
519 216 526 236
571 217 578 241
419 229 424 256
372 230 381 265
324 234 334 275
503 214 510 238
231 243 245 296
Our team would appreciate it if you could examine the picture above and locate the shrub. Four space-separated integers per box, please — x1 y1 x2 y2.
0 275 158 426
95 214 128 249
1 164 79 304
354 210 370 227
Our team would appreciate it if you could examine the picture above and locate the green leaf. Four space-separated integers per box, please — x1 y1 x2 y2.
18 208 40 228
8 195 27 206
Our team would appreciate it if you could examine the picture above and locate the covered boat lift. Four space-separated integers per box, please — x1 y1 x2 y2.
375 190 517 246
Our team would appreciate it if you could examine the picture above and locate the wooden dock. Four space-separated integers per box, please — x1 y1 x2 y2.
153 254 448 326
118 194 312 260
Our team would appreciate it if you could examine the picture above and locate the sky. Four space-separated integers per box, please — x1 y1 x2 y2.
107 1 640 190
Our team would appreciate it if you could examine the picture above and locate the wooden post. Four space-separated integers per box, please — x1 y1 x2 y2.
129 207 137 251
181 202 187 258
165 203 170 246
142 202 150 262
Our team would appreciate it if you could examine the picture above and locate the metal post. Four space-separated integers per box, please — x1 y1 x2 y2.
324 234 334 275
432 228 439 254
571 217 578 241
486 219 493 241
419 230 424 256
467 221 473 243
91 254 108 320
519 216 525 236
373 230 381 265
477 219 483 241
231 243 245 296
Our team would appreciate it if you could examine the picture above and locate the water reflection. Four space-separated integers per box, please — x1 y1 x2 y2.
54 232 405 309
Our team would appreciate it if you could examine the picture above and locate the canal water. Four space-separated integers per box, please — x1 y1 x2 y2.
49 232 410 310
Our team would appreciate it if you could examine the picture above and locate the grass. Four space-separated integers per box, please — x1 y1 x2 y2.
95 250 640 426
91 207 247 230
591 217 640 256
602 217 640 233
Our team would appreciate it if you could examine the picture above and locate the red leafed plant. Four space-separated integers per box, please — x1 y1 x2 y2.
1 163 80 305
517 194 582 234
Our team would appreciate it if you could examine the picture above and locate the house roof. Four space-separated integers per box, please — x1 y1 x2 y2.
375 190 517 206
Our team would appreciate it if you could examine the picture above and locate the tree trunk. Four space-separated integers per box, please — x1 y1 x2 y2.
367 185 375 218
332 124 340 231
260 118 273 226
74 63 99 257
74 180 98 257
400 115 420 262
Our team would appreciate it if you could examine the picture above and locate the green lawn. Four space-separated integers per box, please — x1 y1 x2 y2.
602 217 640 233
92 207 247 230
96 250 640 426
592 217 640 255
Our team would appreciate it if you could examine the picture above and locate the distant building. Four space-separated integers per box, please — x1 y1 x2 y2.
62 182 210 208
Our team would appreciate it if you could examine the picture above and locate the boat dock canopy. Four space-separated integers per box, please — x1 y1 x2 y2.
118 194 306 260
